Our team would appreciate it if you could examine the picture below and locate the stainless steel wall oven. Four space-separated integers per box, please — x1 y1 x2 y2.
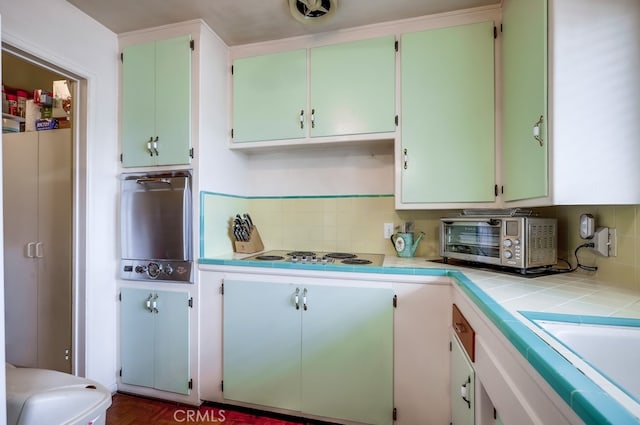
120 170 192 282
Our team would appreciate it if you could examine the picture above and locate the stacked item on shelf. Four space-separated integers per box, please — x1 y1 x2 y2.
2 82 72 133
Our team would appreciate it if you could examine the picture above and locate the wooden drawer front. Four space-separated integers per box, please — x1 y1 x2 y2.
452 304 475 362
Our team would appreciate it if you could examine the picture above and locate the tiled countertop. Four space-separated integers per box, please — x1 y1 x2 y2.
199 253 640 424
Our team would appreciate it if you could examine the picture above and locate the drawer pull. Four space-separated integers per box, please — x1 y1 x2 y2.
461 376 471 408
454 322 466 334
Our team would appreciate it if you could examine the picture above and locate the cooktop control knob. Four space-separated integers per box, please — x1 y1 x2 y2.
503 239 513 248
135 265 147 274
147 262 161 279
164 263 174 275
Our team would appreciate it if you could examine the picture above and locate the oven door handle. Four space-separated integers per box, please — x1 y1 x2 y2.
443 219 501 226
135 177 172 185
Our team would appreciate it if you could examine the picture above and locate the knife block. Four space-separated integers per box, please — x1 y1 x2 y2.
234 226 264 253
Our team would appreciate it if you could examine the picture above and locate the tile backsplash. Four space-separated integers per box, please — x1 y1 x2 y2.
201 193 640 291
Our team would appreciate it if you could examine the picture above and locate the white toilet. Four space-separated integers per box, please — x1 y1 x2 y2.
5 363 112 425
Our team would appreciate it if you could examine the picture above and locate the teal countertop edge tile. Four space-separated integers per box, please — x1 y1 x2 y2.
198 258 639 424
450 271 639 425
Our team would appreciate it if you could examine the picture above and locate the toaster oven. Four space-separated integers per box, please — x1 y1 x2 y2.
439 216 557 273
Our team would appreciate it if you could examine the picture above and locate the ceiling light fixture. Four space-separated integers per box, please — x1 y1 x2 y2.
289 0 338 24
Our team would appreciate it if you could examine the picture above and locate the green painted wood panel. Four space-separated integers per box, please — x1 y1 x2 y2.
154 290 190 394
155 35 192 166
233 50 307 142
301 285 393 425
310 36 396 137
502 0 548 201
401 22 495 203
120 288 155 388
451 334 475 425
223 280 302 411
122 35 191 167
122 41 156 167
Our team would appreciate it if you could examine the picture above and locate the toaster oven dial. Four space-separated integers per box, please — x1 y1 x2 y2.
503 250 513 259
503 239 513 248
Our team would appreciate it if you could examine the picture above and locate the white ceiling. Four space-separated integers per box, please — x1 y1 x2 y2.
66 0 500 46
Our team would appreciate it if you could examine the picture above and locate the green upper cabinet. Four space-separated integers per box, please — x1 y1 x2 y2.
122 35 192 167
309 36 396 137
232 50 307 143
231 36 395 144
502 0 548 202
400 21 495 205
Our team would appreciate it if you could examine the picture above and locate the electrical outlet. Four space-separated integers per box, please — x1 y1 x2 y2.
591 227 617 257
383 223 394 239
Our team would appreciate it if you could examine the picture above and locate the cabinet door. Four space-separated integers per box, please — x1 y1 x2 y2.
223 280 302 411
451 333 475 425
232 50 307 142
301 285 394 425
120 288 156 388
122 40 157 167
502 0 548 201
310 36 396 137
154 289 190 394
122 35 191 167
3 132 39 368
401 22 495 204
154 35 192 166
37 129 72 373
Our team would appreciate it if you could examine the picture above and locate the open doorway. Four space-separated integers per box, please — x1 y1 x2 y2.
1 45 87 375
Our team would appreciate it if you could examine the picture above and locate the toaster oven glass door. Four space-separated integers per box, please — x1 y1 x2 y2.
442 222 501 260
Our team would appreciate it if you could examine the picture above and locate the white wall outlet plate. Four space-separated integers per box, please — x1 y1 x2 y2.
384 223 394 239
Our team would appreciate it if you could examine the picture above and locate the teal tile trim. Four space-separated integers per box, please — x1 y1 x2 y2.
199 191 393 200
197 259 639 424
199 191 205 258
197 258 449 277
522 311 640 328
522 311 640 406
451 271 640 425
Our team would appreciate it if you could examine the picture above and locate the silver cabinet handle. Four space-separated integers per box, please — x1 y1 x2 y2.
533 115 544 146
403 148 408 170
300 110 305 129
294 288 300 310
302 288 308 311
146 137 154 156
461 376 471 408
311 109 315 128
26 242 36 258
152 136 159 156
35 242 44 258
145 294 153 312
152 293 159 313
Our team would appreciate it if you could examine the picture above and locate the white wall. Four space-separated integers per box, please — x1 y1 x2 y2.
0 0 119 391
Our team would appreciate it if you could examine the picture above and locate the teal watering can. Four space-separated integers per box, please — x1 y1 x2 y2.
390 231 425 258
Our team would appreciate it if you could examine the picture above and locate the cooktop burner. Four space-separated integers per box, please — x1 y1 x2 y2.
255 255 285 261
243 250 384 267
287 251 316 257
325 252 357 259
341 258 372 265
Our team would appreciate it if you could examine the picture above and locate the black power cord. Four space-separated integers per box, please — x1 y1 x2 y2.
555 242 597 272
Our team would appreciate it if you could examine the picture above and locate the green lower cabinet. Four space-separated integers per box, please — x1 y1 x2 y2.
451 333 475 425
400 21 495 204
223 279 394 425
120 288 190 395
222 280 302 410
